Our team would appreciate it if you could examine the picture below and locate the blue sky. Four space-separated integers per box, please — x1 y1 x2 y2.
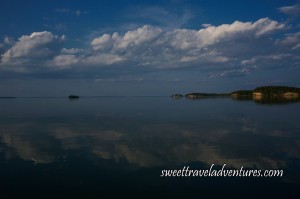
0 0 300 96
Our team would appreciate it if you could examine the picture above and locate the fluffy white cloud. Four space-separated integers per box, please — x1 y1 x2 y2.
91 34 112 51
86 18 286 70
0 18 293 77
91 25 162 51
167 18 284 50
1 31 65 65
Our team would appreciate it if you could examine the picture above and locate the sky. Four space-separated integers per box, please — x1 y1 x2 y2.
0 0 300 96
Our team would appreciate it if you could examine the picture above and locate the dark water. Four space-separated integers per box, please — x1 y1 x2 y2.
0 97 299 198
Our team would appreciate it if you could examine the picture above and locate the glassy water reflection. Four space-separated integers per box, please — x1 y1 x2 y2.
0 97 299 198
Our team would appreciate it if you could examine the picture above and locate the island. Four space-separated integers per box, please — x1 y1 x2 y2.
68 95 80 99
232 86 300 100
171 94 183 99
172 86 300 104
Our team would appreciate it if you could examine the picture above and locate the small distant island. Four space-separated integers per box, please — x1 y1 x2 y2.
68 95 80 99
172 86 300 104
171 94 183 99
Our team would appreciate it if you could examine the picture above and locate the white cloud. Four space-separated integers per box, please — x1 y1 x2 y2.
0 18 293 78
180 50 229 63
167 18 284 50
0 36 14 51
91 34 112 50
291 43 300 50
279 31 300 50
241 58 256 65
241 54 294 66
86 18 285 72
52 55 79 69
278 4 300 16
254 18 285 36
1 31 65 65
219 65 257 78
116 25 162 49
61 48 85 54
202 24 212 28
91 25 162 51
83 54 124 65
3 36 14 45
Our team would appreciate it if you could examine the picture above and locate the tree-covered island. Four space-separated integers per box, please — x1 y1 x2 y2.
172 86 300 104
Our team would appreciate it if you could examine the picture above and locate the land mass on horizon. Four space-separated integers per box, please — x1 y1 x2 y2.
172 86 300 104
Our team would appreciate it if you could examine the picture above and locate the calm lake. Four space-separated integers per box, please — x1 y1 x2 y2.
0 97 299 198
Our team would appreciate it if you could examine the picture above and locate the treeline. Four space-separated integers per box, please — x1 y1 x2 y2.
254 86 300 95
231 86 300 96
185 93 228 99
172 85 300 100
230 90 252 96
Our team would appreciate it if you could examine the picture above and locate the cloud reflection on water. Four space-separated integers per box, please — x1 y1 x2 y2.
0 116 299 171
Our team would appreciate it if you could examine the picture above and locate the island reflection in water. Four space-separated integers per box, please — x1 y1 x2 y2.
0 97 299 198
230 94 300 104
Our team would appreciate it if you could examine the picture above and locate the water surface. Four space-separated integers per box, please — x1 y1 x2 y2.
0 97 299 198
